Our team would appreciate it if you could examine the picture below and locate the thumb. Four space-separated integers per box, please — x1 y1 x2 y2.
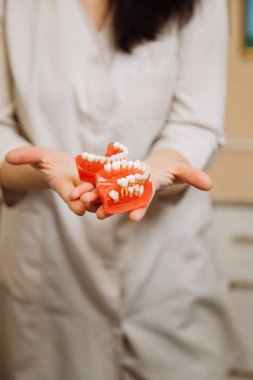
170 163 213 191
5 146 45 166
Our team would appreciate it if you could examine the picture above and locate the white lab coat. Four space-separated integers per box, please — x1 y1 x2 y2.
0 1 242 379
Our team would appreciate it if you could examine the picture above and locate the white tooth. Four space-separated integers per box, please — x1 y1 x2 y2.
97 177 106 182
94 155 100 162
128 187 134 196
116 161 121 170
134 184 139 194
121 143 128 152
105 157 111 163
127 161 133 169
117 178 128 187
143 172 148 180
134 160 140 169
88 154 95 162
81 152 88 159
104 163 112 172
113 142 120 149
127 175 135 184
112 161 118 170
139 185 144 196
121 178 128 187
99 156 106 164
135 174 142 181
109 190 119 202
121 160 127 169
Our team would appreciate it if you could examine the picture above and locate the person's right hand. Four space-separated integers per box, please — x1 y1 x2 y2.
5 146 95 216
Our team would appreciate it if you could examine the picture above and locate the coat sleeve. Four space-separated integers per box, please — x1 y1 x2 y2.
0 4 30 201
150 0 228 169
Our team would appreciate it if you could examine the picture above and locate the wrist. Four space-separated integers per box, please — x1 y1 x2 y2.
0 161 11 191
0 161 48 193
0 162 26 206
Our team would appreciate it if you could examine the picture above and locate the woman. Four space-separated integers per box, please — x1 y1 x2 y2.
0 0 240 379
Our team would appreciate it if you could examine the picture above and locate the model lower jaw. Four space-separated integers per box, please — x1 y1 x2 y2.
98 163 150 202
99 177 153 214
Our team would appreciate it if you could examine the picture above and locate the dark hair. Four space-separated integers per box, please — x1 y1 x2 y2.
111 0 201 53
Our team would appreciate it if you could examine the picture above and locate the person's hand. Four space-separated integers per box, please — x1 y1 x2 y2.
71 149 213 223
5 146 95 216
129 150 213 222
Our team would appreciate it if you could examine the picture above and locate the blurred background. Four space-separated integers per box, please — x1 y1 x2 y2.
0 1 252 379
208 0 253 378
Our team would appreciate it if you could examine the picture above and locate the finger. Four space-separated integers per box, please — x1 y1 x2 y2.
70 182 95 200
73 177 90 187
54 179 87 216
170 164 213 191
5 146 45 166
80 189 99 204
129 206 148 223
68 200 87 216
128 186 155 222
96 205 113 220
85 201 101 213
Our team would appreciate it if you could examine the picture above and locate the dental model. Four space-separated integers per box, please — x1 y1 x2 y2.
75 142 153 214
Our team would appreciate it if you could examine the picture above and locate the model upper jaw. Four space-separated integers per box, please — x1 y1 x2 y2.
81 142 128 164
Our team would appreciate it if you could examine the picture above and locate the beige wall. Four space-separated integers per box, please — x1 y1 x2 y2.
208 0 253 203
226 0 253 139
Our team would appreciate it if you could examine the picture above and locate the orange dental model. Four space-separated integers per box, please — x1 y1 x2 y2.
75 142 153 214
